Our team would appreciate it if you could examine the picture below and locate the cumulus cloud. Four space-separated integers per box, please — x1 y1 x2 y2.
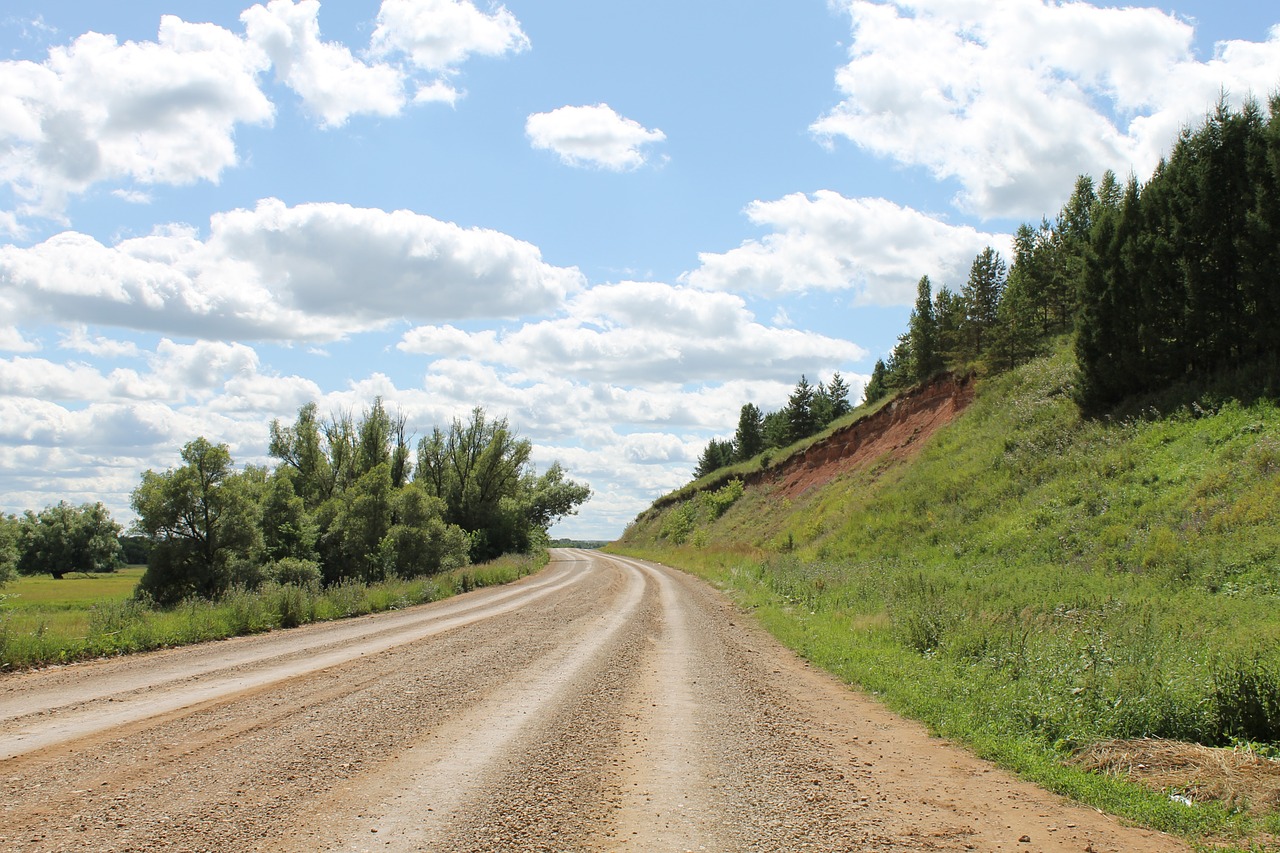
372 0 530 105
242 0 405 127
815 0 1280 218
0 1 533 222
0 325 39 352
58 325 141 359
0 199 585 341
526 104 666 170
683 191 1009 305
399 280 866 383
0 16 273 219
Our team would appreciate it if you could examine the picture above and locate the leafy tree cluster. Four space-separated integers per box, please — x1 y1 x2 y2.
1076 96 1280 410
0 503 124 581
694 373 853 477
132 401 590 605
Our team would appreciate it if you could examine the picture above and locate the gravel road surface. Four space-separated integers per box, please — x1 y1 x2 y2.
0 549 1186 852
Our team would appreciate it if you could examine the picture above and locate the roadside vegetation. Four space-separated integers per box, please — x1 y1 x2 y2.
0 552 545 671
1 402 588 670
615 98 1280 850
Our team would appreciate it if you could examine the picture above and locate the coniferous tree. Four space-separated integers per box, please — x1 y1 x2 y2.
762 409 790 448
825 372 853 420
863 359 889 404
733 403 765 461
694 438 735 478
932 286 965 366
786 375 818 442
960 247 1007 358
908 275 942 381
811 381 834 428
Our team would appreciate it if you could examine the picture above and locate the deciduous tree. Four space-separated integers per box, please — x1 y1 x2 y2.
17 502 122 579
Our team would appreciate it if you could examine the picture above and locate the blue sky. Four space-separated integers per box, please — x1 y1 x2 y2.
1 1 1277 539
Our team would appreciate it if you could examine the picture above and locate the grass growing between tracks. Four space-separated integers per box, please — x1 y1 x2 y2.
0 552 545 671
613 346 1280 850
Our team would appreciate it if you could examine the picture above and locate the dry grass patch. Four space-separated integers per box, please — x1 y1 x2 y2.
1074 738 1280 817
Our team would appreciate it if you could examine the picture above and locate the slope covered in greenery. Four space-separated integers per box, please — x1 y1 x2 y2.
613 344 1280 842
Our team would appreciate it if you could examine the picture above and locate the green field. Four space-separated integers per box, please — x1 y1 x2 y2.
613 345 1280 850
4 567 144 609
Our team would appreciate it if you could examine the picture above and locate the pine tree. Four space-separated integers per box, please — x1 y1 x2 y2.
695 438 735 478
762 410 790 448
733 403 765 461
908 275 941 381
825 372 853 420
960 247 1007 358
786 375 818 442
932 286 964 365
863 359 889 404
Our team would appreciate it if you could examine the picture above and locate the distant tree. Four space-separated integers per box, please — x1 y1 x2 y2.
117 535 152 566
415 407 587 561
695 438 735 478
378 481 468 579
811 380 834 427
0 514 21 585
17 502 123 579
960 247 1007 358
269 402 331 509
786 375 818 442
762 409 790 448
318 462 395 583
132 438 261 605
932 285 965 364
733 403 765 461
863 359 889 404
260 469 318 564
908 275 942 381
824 372 853 420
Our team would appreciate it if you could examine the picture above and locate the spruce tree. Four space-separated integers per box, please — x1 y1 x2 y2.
786 375 818 442
733 403 765 461
908 275 941 381
863 359 889 404
960 247 1007 358
825 372 853 419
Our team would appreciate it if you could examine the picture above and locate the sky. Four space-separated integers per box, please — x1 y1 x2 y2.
1 1 1278 540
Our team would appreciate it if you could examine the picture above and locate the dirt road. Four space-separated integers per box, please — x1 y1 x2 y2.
0 550 1186 852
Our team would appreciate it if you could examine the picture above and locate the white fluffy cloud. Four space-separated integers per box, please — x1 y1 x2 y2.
242 0 405 127
0 16 273 221
0 199 585 340
372 0 530 70
399 280 866 383
526 104 666 170
683 191 1009 305
815 0 1280 218
0 1 534 223
58 325 141 359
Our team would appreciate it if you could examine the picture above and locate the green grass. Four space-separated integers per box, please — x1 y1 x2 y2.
613 344 1280 850
0 553 545 671
3 567 144 609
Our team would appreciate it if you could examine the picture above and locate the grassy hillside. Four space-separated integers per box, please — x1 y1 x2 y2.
613 344 1280 845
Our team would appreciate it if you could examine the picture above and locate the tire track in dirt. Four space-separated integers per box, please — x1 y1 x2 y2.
0 550 1191 852
286 550 649 851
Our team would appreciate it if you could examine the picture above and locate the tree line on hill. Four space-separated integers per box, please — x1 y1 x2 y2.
688 95 1280 484
0 403 590 605
871 95 1280 411
694 373 853 478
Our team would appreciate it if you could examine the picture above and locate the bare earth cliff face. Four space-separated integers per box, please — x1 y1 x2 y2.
754 373 976 500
